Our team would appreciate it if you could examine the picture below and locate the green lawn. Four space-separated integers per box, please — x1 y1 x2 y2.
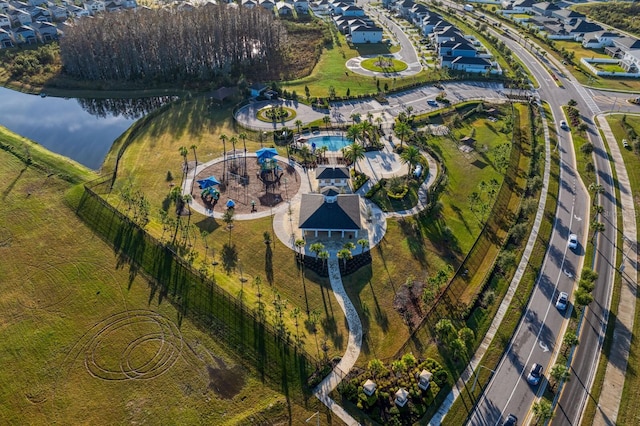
360 57 408 73
593 62 627 73
553 40 610 60
0 126 319 425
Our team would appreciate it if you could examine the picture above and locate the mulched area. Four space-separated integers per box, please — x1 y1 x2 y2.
191 158 301 215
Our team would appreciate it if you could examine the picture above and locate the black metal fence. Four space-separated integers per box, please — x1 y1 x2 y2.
77 175 319 400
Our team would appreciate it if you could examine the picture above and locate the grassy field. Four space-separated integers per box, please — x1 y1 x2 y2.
0 126 321 425
603 114 640 426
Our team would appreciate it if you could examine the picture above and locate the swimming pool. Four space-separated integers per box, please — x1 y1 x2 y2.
307 135 352 152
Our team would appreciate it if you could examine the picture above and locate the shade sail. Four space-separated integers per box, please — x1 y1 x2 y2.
197 176 220 188
256 147 278 159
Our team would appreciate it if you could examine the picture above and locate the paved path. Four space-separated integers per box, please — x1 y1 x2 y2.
234 99 326 131
313 258 363 426
593 114 638 426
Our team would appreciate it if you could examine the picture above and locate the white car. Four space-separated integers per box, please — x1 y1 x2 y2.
527 363 543 385
555 291 569 311
568 233 578 250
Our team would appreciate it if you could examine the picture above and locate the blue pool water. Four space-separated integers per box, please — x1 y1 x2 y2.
307 135 351 151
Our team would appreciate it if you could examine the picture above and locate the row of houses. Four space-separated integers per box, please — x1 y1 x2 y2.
502 0 639 74
385 0 501 74
310 0 382 44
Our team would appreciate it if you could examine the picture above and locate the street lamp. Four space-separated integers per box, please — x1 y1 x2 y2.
470 364 496 394
306 411 320 426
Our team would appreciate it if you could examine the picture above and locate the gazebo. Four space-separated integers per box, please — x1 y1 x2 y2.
363 379 377 396
417 369 432 391
395 388 409 407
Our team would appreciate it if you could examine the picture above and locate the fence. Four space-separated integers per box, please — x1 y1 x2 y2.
393 102 526 358
76 175 319 400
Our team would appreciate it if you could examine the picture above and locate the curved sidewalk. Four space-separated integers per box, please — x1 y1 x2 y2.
313 258 362 426
593 114 638 425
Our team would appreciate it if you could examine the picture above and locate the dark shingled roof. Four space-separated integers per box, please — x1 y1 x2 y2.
316 166 350 180
299 193 361 231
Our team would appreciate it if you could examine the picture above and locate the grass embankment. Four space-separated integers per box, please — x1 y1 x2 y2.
444 102 558 425
0 126 318 425
597 114 640 426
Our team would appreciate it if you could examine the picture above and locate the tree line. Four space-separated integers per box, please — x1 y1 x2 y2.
59 4 288 83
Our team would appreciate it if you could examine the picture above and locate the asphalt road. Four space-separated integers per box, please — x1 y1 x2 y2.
450 7 618 426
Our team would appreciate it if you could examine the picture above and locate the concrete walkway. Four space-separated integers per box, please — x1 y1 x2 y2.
430 100 553 425
313 258 363 426
593 115 638 426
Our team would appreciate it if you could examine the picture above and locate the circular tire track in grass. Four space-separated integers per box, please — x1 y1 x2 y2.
80 310 183 380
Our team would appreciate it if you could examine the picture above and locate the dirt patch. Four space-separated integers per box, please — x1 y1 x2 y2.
393 281 425 329
207 356 246 399
191 158 301 216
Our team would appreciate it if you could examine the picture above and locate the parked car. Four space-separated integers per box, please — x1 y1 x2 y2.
622 139 630 149
555 291 569 311
427 99 438 107
527 363 543 385
503 414 518 426
568 233 578 250
560 120 568 130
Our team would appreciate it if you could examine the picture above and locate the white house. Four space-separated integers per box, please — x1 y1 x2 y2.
298 188 362 239
315 166 350 188
449 56 493 73
84 0 106 15
350 24 382 43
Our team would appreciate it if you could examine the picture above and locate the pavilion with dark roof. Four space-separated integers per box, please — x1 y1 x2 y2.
298 186 362 238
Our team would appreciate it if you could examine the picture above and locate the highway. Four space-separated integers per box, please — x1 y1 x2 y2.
448 7 619 426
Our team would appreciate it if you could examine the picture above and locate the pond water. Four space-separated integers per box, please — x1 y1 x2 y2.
0 87 172 170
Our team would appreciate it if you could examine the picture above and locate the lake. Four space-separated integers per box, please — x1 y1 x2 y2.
0 86 142 170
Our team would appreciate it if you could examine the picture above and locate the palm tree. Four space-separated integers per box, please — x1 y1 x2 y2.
346 124 362 144
343 142 366 172
360 120 374 147
299 144 312 166
294 119 303 135
220 134 228 183
179 146 188 178
532 400 554 424
588 183 604 205
343 241 356 252
318 250 329 270
394 121 412 148
323 115 331 130
295 238 306 257
223 208 235 243
190 144 198 192
375 116 383 131
310 242 325 261
400 145 421 178
337 248 352 269
550 363 570 390
239 133 247 177
357 238 369 253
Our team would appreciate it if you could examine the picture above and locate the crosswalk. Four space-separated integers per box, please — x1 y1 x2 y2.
571 81 601 114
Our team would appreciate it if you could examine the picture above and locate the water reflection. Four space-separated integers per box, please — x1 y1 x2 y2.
0 87 170 170
77 96 177 119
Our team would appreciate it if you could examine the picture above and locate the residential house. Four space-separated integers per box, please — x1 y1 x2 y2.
293 0 308 13
531 1 560 17
249 82 268 98
0 26 13 47
105 0 123 12
26 0 45 5
621 49 640 73
241 0 257 8
298 188 362 239
68 4 90 17
29 6 51 23
511 0 534 13
449 56 492 73
48 4 69 21
10 8 32 26
551 8 585 25
315 166 350 188
350 25 382 43
34 20 57 40
258 0 275 11
276 1 292 15
582 31 620 49
84 0 105 15
341 5 364 16
13 24 36 43
0 12 10 27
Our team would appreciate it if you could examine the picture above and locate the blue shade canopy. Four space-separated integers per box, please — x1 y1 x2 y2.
256 147 278 159
197 176 220 188
226 199 236 208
